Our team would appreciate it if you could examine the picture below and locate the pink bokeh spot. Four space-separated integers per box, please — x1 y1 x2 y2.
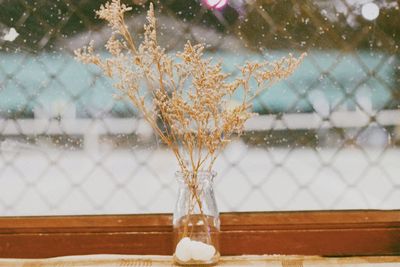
203 0 228 9
215 0 227 9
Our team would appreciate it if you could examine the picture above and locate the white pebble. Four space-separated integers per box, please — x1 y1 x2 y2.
202 243 216 260
175 237 192 262
190 240 215 261
190 241 205 261
175 237 216 262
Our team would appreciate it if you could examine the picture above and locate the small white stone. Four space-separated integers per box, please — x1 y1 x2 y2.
175 237 192 262
190 241 205 261
190 240 216 261
202 243 216 260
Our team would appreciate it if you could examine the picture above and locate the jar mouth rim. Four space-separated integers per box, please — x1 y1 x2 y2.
175 170 217 182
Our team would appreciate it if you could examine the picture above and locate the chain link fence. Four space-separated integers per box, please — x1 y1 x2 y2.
0 0 399 215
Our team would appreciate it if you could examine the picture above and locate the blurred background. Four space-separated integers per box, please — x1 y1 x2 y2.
0 0 399 215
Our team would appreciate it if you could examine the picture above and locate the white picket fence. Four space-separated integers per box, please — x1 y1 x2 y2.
1 109 399 152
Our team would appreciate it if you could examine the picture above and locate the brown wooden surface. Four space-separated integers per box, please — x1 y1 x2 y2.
1 255 400 267
0 210 399 258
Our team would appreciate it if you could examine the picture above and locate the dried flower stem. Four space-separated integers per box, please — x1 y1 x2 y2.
75 0 304 243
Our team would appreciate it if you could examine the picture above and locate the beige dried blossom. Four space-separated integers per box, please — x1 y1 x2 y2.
75 1 305 182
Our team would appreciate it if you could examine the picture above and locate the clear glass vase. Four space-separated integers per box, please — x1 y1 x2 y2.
173 171 220 266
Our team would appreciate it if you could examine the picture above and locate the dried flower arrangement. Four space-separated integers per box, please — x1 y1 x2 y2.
75 0 304 264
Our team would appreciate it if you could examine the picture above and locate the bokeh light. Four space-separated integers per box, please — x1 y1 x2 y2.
361 2 380 21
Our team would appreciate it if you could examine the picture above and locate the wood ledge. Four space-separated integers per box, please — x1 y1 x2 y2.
0 210 399 258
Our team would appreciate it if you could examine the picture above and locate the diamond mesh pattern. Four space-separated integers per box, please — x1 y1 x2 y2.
0 0 399 215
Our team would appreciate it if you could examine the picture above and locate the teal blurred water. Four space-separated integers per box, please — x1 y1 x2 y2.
0 51 395 118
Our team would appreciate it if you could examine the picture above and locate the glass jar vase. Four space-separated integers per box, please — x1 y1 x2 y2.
173 171 220 266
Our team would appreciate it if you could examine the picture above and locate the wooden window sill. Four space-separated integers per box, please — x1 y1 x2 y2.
0 210 399 259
